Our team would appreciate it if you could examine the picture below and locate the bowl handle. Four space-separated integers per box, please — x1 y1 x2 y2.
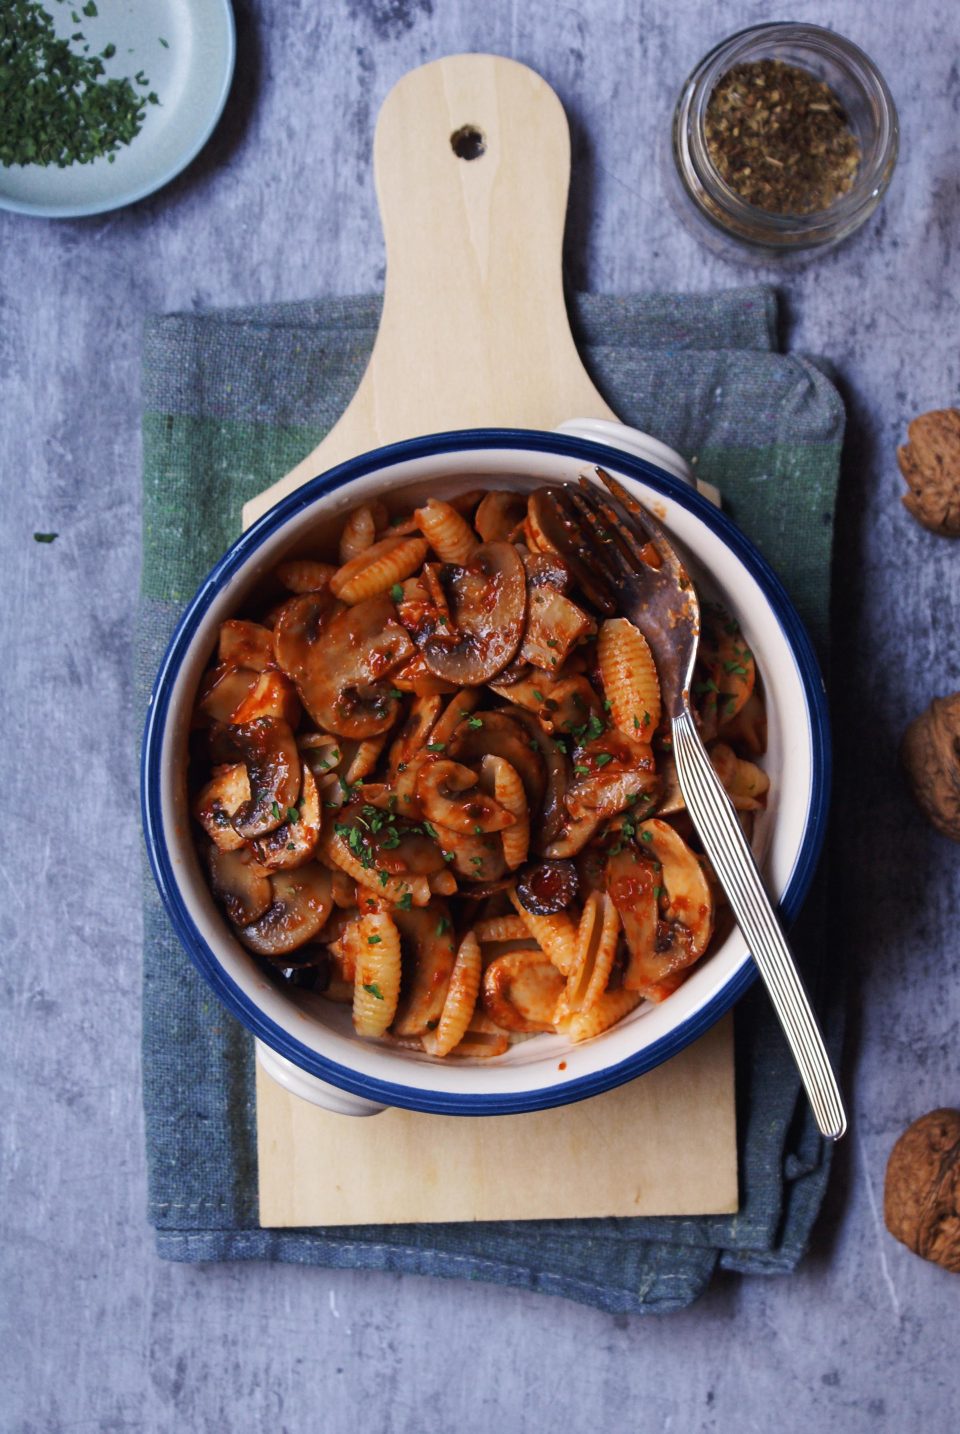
555 418 721 506
256 1040 386 1117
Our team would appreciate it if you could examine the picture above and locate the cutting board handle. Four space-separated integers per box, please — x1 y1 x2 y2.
244 54 615 526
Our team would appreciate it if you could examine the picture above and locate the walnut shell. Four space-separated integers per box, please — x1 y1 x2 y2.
897 407 960 535
884 1109 960 1272
901 693 960 841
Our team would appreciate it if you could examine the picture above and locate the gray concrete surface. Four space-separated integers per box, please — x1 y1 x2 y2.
2 1 958 1430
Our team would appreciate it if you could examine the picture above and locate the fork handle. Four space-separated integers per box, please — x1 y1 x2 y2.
672 708 847 1141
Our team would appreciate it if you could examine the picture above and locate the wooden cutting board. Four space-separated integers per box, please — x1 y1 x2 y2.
250 53 738 1225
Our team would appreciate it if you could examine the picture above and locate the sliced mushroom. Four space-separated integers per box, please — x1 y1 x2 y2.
520 585 596 671
391 903 457 1036
449 710 545 811
606 822 713 992
237 864 334 958
209 717 301 840
218 620 275 672
195 663 258 726
434 825 509 885
193 762 251 851
387 694 444 771
474 490 527 543
482 948 566 1032
280 592 415 738
420 542 527 685
229 669 301 727
521 547 573 593
490 672 600 736
273 588 339 680
416 758 515 835
566 730 660 823
335 795 447 877
696 606 756 740
717 687 767 756
525 488 616 615
505 708 569 850
250 766 321 869
206 845 272 927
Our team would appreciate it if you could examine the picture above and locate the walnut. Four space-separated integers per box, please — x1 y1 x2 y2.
897 407 960 535
884 1109 960 1272
900 694 960 841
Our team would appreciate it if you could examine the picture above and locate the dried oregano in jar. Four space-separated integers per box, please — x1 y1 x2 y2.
704 58 861 215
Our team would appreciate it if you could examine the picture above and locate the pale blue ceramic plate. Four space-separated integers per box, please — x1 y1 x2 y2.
0 0 235 218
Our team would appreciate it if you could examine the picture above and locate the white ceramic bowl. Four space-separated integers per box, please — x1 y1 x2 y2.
141 425 830 1116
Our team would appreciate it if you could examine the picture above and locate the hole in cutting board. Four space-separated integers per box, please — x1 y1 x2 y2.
450 125 486 160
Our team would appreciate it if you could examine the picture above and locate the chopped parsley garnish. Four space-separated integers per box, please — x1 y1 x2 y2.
594 752 613 767
641 830 653 843
271 801 282 820
436 917 449 936
532 689 546 703
287 806 299 823
442 850 455 862
397 892 413 910
362 982 384 1000
586 714 606 741
390 583 403 602
466 716 483 729
378 869 389 887
602 698 612 710
367 934 382 945
573 764 589 775
425 741 446 752
422 820 439 839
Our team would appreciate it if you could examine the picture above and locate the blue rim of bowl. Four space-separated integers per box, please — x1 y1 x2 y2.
0 0 236 219
141 427 832 1116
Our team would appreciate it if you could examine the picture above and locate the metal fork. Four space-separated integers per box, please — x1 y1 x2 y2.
548 468 846 1141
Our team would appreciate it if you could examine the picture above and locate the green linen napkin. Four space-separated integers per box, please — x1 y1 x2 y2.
138 286 845 1314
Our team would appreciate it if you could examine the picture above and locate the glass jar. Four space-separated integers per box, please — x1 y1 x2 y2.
671 22 899 260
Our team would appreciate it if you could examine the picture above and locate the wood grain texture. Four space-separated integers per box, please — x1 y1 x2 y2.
243 54 614 525
252 55 736 1228
257 1017 737 1225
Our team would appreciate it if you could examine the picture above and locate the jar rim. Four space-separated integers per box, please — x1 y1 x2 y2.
675 22 899 244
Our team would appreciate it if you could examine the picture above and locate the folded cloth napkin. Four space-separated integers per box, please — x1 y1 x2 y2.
138 286 845 1315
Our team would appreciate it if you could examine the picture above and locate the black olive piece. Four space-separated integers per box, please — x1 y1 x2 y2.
516 859 579 915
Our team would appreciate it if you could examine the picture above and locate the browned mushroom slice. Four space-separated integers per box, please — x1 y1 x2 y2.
194 762 250 851
522 545 570 589
387 693 444 771
489 672 600 735
237 864 334 959
416 758 515 835
391 904 457 1036
282 592 415 738
209 717 301 840
606 823 714 996
695 605 756 741
229 669 301 727
435 825 508 885
520 587 596 671
525 488 616 615
250 766 321 869
194 663 258 726
504 708 568 850
272 589 340 678
420 542 527 685
206 845 273 927
218 620 275 672
474 490 528 543
482 948 566 1032
566 730 660 824
448 710 545 810
515 858 579 914
334 796 447 879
